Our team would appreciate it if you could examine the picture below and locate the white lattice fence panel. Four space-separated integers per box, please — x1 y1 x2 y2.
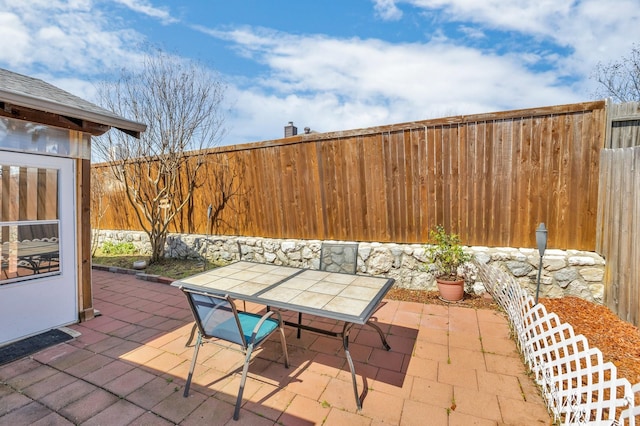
474 262 534 351
621 384 640 425
475 262 638 425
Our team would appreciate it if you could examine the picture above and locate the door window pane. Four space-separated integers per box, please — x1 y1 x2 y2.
1 165 60 284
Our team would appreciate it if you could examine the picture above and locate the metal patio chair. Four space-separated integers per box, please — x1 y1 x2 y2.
180 287 289 421
295 242 359 338
319 242 359 274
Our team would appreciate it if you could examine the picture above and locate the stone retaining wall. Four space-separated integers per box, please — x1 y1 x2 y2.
93 230 605 303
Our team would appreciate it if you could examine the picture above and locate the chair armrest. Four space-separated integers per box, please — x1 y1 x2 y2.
248 310 283 345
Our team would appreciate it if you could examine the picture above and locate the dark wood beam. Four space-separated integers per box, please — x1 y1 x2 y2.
0 102 110 136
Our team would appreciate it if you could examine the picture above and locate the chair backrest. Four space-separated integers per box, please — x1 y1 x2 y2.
320 242 359 274
183 289 247 347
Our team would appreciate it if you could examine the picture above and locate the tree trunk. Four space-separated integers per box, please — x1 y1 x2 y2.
149 227 167 264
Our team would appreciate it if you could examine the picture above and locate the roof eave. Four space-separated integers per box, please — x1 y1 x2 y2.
0 89 147 138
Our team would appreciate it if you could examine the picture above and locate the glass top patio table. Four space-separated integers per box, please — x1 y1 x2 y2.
172 260 395 325
173 260 396 411
2 240 60 277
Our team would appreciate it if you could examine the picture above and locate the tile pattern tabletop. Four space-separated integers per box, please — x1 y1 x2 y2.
174 261 394 324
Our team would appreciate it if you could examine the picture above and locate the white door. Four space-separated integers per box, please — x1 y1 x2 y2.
0 151 77 345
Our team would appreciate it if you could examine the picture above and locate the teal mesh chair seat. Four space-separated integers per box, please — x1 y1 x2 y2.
181 288 289 421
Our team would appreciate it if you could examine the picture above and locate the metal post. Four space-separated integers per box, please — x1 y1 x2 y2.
203 204 212 271
535 223 548 304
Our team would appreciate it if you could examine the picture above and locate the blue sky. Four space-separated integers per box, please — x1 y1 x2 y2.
1 1 639 146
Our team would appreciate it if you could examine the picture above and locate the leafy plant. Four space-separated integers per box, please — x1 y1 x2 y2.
424 225 472 280
99 241 137 255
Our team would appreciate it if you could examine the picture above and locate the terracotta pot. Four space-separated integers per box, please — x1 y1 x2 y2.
436 277 465 302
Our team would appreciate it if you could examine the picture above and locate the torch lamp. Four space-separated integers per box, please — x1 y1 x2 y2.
535 223 548 304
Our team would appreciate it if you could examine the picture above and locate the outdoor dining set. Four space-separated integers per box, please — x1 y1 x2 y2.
172 243 395 420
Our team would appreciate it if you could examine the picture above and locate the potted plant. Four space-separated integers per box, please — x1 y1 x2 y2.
424 225 473 302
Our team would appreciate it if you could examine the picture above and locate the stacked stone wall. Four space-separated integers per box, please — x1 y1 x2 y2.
93 230 605 303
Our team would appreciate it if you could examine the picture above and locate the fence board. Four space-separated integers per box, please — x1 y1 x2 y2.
389 131 402 240
408 130 420 241
555 114 570 246
489 120 502 246
502 119 514 244
451 124 461 233
416 129 428 242
474 121 489 244
515 118 526 245
457 123 467 234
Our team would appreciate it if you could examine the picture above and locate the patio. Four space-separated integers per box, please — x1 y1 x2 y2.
0 270 551 425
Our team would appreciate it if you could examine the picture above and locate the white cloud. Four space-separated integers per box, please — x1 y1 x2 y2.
404 0 575 35
42 76 99 103
373 0 403 21
216 28 582 144
458 25 485 40
399 0 640 75
225 87 392 143
0 12 31 67
0 0 146 94
112 0 178 25
0 1 202 130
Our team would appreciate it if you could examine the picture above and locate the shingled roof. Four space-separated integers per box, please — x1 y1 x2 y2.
0 68 146 138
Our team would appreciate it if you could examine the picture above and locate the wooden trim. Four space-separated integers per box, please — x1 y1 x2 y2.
77 158 94 321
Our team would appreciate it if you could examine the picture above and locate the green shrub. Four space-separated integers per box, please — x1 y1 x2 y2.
100 241 137 255
424 225 472 280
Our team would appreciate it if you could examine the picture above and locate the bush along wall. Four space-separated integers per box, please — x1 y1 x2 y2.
93 230 605 303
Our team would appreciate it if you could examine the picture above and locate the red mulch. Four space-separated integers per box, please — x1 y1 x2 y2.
540 296 640 386
386 289 640 386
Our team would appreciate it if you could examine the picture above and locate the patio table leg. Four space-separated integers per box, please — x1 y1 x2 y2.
342 322 365 410
366 320 391 351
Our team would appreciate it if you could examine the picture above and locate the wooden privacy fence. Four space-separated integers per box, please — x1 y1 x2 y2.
93 100 606 251
597 101 640 326
597 146 640 327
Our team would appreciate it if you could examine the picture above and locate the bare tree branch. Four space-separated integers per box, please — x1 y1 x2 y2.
93 50 227 263
592 44 640 103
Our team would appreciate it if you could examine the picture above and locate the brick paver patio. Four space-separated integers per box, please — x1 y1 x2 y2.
0 270 551 425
